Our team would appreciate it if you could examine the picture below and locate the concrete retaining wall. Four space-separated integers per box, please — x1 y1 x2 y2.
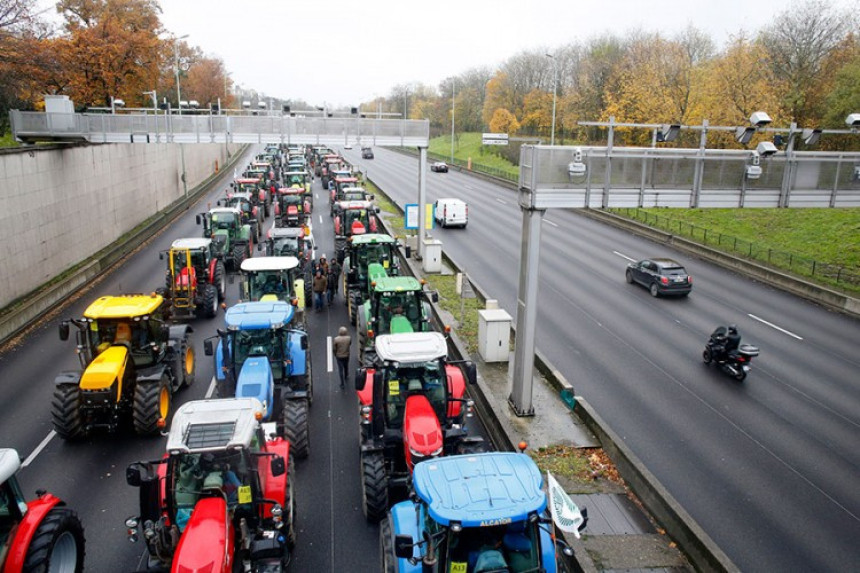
0 143 231 311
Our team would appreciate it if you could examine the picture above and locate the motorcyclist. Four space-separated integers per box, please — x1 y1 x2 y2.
725 325 741 358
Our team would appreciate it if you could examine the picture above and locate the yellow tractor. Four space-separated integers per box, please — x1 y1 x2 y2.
52 294 195 439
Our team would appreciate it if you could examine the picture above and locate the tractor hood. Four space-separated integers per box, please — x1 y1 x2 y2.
81 345 129 391
389 315 414 334
172 497 232 573
236 356 273 420
403 394 443 471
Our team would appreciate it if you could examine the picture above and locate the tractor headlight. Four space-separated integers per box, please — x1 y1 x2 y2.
360 405 372 424
271 503 283 527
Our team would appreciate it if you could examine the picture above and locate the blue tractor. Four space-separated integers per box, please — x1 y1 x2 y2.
204 301 312 459
381 452 586 572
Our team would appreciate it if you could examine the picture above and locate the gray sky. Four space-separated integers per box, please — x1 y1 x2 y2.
155 0 856 107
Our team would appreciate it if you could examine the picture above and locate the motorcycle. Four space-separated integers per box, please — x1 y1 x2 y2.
702 327 760 381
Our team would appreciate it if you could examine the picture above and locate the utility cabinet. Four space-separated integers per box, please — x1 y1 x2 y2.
478 308 512 362
422 239 442 273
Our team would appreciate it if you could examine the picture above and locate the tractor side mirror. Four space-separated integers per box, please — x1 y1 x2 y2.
161 324 170 341
429 291 439 303
374 207 380 213
59 321 70 341
196 214 202 225
394 535 414 559
368 194 375 201
256 243 262 252
270 455 286 477
300 335 309 350
355 367 368 391
204 339 214 356
464 362 477 385
125 461 157 487
159 251 165 260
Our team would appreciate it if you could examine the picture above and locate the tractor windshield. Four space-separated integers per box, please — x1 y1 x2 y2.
232 328 281 365
93 319 159 367
442 521 540 573
246 270 292 302
288 175 305 186
272 237 301 257
374 292 421 334
384 361 446 427
358 243 392 269
171 249 205 272
211 213 237 229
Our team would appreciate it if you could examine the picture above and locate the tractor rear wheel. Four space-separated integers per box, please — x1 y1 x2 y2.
283 399 309 459
284 453 297 549
213 261 227 301
349 291 361 324
379 516 396 573
22 506 85 573
52 385 85 440
202 283 218 318
360 452 388 522
232 244 246 271
176 342 196 388
133 375 171 435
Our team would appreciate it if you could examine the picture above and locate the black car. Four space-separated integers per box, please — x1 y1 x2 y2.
626 258 692 297
430 161 448 173
361 147 374 159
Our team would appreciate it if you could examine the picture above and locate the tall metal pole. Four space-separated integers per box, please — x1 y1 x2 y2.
174 34 189 116
450 80 456 163
546 53 558 146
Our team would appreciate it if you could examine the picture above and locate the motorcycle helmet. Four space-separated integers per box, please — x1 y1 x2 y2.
728 324 737 334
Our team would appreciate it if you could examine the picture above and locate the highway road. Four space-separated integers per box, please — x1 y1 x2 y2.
0 145 487 572
348 146 860 571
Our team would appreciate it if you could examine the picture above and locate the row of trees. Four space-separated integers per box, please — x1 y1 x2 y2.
367 1 860 150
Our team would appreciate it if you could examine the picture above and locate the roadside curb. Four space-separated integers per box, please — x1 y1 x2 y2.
0 145 249 346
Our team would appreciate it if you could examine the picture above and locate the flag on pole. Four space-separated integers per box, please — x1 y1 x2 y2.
547 471 585 538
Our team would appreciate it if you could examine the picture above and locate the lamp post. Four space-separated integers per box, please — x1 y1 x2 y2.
142 90 157 112
450 79 456 163
174 34 189 116
546 53 558 146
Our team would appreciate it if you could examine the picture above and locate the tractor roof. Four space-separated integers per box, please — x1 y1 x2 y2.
209 207 242 216
228 191 253 200
171 238 211 250
283 170 309 176
234 178 259 184
339 200 373 210
372 276 422 293
0 448 21 484
225 301 295 330
412 452 547 528
375 332 447 363
334 176 357 182
167 398 265 454
350 233 395 245
269 227 305 239
83 294 164 319
241 256 299 272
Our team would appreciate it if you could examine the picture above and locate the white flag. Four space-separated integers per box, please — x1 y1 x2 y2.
547 470 585 538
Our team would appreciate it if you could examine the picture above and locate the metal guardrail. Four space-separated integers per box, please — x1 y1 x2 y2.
10 110 430 147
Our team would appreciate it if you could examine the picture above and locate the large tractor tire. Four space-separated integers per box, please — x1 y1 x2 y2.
283 399 309 459
22 506 86 573
379 516 396 573
349 291 362 324
51 385 85 440
201 283 218 318
360 451 388 522
133 375 171 435
176 341 196 389
284 454 297 549
231 244 247 272
213 260 227 302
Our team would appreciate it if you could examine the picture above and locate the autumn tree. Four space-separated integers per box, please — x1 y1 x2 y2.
183 55 232 109
488 107 519 135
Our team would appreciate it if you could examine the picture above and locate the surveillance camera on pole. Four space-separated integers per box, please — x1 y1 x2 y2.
750 111 772 129
845 113 860 129
756 141 778 157
567 147 587 179
746 150 762 180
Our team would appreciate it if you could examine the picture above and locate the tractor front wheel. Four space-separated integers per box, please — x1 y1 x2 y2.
232 244 246 272
52 385 85 440
177 342 196 388
379 516 396 573
202 283 218 318
360 452 388 522
283 399 310 459
23 506 85 573
133 375 171 435
349 291 361 324
213 261 227 301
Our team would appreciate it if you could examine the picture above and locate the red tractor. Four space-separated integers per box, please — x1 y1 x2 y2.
274 186 311 228
333 200 379 263
160 238 227 319
125 398 295 572
0 448 86 572
355 332 484 522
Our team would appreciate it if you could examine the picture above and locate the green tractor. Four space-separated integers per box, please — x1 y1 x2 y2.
342 233 401 322
196 206 253 271
357 276 438 365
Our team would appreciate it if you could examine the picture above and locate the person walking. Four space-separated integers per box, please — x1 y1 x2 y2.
332 326 352 388
327 258 341 306
313 270 327 311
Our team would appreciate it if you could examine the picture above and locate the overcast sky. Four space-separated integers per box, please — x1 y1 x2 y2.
154 0 856 107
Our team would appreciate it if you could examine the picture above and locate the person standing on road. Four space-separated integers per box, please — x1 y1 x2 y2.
332 326 352 388
327 258 341 306
313 270 327 311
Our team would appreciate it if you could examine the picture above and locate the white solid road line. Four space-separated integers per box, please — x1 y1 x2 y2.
319 214 323 225
495 197 507 205
748 313 804 340
326 336 333 372
206 375 216 398
544 219 558 228
613 250 636 262
22 430 56 468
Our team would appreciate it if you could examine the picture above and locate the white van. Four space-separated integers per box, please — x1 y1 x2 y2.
434 198 468 228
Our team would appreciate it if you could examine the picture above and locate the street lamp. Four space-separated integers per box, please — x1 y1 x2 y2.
546 53 558 146
142 90 157 112
174 34 189 116
450 79 456 163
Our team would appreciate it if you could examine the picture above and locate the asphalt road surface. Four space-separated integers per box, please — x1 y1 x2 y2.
348 146 860 571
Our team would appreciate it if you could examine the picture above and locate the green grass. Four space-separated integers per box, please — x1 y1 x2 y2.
429 132 519 177
0 132 19 148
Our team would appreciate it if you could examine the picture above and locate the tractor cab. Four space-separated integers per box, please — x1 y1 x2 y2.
342 233 400 321
197 207 252 271
240 256 304 307
330 175 358 203
355 332 482 521
275 186 310 227
334 201 380 261
220 192 261 240
386 452 586 573
125 398 295 572
262 226 312 260
359 277 437 363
